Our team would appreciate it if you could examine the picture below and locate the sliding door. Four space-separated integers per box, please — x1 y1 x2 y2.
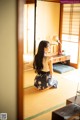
36 1 60 54
61 4 80 68
23 3 35 70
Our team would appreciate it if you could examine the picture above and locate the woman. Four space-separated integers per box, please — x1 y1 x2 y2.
33 40 58 90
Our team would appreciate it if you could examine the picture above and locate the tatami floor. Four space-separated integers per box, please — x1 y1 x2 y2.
23 68 80 120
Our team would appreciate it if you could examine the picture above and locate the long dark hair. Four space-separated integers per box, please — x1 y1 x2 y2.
33 40 49 73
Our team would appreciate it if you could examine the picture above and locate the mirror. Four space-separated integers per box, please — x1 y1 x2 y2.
23 0 60 119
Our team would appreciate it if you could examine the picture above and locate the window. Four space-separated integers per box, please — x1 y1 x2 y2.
62 4 80 64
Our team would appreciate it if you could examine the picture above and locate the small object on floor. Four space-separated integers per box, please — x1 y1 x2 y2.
53 64 75 74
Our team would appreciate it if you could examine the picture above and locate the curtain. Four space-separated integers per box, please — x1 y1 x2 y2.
60 0 80 4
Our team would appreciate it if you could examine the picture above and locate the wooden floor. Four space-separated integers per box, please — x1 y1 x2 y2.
23 68 80 120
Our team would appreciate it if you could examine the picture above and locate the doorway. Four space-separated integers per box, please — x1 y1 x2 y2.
23 0 60 119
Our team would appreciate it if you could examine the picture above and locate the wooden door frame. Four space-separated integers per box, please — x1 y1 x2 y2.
17 0 37 119
17 0 24 120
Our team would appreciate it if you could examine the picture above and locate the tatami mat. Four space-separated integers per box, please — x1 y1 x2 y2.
23 69 80 120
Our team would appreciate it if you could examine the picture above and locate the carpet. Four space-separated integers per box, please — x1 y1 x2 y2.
24 72 79 120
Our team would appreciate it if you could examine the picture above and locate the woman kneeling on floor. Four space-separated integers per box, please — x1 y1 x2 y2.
33 40 58 90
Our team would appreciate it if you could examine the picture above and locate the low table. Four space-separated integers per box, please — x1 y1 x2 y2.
66 95 80 106
52 55 70 65
52 103 80 120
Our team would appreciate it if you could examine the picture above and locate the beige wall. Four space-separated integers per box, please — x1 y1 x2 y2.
0 0 17 120
36 1 60 47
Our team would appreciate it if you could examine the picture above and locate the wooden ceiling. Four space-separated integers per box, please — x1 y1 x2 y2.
26 0 60 4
